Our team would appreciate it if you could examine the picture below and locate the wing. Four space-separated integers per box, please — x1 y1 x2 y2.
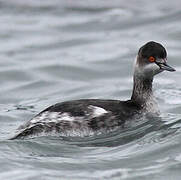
12 99 140 139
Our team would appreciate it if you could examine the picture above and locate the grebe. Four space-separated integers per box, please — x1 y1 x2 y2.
11 41 175 139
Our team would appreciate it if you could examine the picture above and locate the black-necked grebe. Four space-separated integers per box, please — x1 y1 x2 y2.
11 41 175 139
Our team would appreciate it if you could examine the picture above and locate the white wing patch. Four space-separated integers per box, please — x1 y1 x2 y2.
30 105 108 125
30 112 75 124
88 105 108 118
17 105 111 138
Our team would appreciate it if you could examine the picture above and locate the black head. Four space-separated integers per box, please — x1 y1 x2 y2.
135 41 175 77
139 41 167 60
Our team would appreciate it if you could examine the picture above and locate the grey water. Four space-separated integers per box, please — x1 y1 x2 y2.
0 0 181 179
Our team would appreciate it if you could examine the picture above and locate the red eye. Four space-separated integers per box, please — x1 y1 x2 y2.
149 56 155 62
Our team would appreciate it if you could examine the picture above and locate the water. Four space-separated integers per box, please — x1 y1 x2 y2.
0 0 181 179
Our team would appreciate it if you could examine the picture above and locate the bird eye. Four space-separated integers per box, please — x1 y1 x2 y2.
149 56 155 62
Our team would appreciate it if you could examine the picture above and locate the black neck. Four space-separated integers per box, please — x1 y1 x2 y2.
131 74 153 106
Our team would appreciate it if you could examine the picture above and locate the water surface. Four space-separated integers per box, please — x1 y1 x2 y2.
0 0 181 179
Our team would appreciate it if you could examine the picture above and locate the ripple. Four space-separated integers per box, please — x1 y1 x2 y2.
0 0 181 180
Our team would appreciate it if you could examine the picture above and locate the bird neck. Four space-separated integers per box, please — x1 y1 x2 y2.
131 73 158 113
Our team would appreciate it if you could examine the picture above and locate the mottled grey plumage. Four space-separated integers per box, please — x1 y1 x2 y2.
11 41 175 139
